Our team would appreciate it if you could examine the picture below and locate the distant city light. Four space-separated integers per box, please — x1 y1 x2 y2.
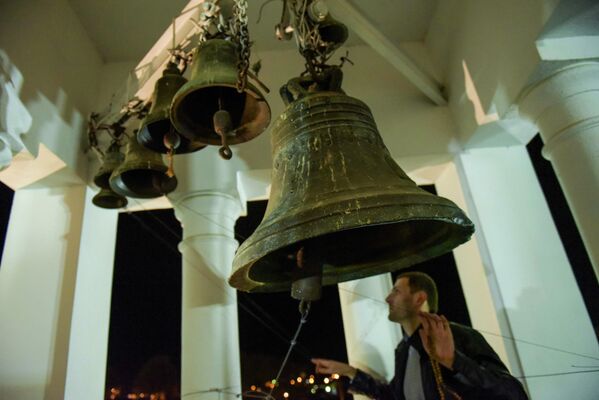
283 392 289 398
310 388 317 394
332 374 340 380
251 385 257 391
297 377 303 383
308 377 315 384
290 379 295 385
325 386 331 393
272 379 277 385
323 377 330 384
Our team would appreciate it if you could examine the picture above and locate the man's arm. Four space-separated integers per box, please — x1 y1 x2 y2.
311 359 357 379
311 359 400 400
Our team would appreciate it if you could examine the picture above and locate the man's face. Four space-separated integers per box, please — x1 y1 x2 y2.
385 277 421 323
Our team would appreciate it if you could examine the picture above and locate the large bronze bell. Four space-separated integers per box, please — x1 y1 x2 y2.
109 134 177 198
92 143 128 209
229 85 475 297
170 39 271 147
138 62 206 154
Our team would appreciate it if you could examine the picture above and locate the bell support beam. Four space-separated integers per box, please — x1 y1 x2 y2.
173 190 243 400
518 62 599 280
327 0 447 106
456 145 598 399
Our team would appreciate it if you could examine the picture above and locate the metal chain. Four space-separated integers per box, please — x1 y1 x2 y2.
195 1 222 43
286 0 343 77
233 0 250 93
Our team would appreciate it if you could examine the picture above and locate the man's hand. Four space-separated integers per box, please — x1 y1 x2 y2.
311 358 357 379
418 312 455 370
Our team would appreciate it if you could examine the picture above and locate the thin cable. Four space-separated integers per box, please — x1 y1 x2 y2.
516 369 599 379
123 196 599 382
338 286 599 362
183 386 242 398
166 194 249 243
239 292 313 359
266 301 311 400
121 207 599 397
256 0 277 24
127 199 182 241
122 205 305 355
476 329 599 362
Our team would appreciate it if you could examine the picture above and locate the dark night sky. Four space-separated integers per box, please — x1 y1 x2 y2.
0 133 596 398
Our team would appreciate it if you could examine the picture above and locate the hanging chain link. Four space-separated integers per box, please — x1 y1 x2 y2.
233 0 250 93
196 1 222 43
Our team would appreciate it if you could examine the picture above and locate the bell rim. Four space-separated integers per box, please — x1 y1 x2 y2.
170 80 271 146
230 195 474 292
109 168 177 199
138 119 207 154
92 191 128 209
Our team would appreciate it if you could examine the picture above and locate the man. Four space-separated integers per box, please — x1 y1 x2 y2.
312 272 528 400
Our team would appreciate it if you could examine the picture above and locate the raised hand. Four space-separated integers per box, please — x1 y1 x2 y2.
311 358 357 379
418 312 455 370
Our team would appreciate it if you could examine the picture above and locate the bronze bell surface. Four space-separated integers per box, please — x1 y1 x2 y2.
229 89 475 294
170 39 271 147
109 134 177 198
138 62 206 154
92 144 128 209
93 187 128 209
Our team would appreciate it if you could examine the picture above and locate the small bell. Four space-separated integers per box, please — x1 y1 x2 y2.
110 133 177 199
170 39 271 149
138 62 206 154
92 143 128 209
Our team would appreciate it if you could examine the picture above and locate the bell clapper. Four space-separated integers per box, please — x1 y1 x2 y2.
291 246 324 302
163 129 181 178
298 299 311 317
165 148 176 177
213 104 234 160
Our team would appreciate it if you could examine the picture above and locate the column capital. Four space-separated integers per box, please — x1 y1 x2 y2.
172 189 242 243
518 62 599 159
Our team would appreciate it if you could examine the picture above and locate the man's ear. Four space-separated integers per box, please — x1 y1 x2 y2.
415 291 428 309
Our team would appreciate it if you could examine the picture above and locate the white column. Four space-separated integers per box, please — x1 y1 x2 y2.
0 185 86 399
173 190 242 400
519 62 599 279
64 187 119 400
456 146 599 399
435 162 512 370
338 276 402 387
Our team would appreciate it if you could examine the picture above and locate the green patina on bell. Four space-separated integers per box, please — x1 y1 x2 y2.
230 77 474 295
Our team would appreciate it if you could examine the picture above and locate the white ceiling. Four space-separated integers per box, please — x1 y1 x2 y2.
68 0 439 62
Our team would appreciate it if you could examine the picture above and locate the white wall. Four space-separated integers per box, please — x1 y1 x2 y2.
0 185 86 399
0 0 103 184
427 0 561 143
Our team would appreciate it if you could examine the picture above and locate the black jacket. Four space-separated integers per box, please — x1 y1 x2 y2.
348 323 528 400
